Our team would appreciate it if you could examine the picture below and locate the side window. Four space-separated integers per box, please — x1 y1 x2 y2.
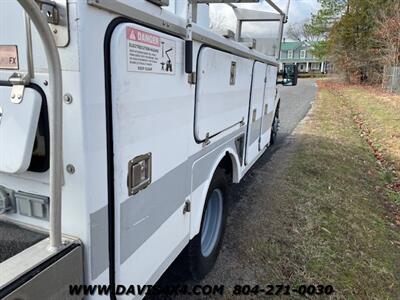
287 50 293 59
300 50 306 59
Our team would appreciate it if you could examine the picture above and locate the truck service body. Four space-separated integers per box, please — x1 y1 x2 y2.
0 0 292 298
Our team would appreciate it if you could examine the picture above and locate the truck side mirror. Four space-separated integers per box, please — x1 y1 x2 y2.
282 64 298 86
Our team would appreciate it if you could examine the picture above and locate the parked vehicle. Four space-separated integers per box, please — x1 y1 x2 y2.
282 63 299 86
0 0 297 299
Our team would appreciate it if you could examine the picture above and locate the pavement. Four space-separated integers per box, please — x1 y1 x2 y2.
276 78 317 143
151 79 317 298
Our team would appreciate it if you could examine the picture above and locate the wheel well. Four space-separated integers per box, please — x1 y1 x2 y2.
217 152 233 182
276 99 281 116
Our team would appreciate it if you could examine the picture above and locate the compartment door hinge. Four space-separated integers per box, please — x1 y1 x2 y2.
183 199 191 214
188 72 196 85
8 72 30 104
35 0 70 47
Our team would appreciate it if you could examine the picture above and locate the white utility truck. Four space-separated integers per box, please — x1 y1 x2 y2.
0 0 297 298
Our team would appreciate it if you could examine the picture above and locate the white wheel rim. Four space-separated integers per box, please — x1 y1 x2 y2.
201 189 223 257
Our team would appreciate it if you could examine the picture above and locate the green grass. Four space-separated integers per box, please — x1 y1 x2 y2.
247 86 400 299
184 82 400 300
340 87 400 173
298 73 329 79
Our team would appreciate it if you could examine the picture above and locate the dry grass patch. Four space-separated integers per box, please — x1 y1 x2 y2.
284 86 400 298
209 83 400 299
156 81 400 300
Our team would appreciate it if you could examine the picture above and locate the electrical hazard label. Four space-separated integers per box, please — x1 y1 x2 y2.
126 27 176 75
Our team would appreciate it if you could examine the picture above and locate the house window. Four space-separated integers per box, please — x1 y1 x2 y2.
287 50 293 59
300 50 306 59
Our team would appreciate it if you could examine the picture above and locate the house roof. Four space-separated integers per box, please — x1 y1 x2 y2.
281 41 302 51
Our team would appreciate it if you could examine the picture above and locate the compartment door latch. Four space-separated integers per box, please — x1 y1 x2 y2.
127 153 152 196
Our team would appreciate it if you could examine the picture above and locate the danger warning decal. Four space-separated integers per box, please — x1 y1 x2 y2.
126 27 176 75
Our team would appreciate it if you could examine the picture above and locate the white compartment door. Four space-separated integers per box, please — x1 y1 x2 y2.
0 86 42 173
195 47 253 141
109 22 191 293
245 62 267 164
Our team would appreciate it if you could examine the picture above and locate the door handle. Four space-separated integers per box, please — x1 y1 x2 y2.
127 153 152 196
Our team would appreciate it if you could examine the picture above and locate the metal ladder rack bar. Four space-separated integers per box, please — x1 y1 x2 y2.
87 0 279 64
16 0 63 251
186 0 288 70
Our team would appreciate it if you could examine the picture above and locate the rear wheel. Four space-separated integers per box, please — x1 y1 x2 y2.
187 168 228 280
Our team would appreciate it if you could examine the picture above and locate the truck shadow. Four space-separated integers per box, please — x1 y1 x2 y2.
146 135 297 299
147 130 398 299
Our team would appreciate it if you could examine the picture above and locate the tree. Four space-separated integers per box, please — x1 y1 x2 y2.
303 0 398 83
209 10 229 34
306 0 348 40
310 40 329 61
286 22 322 42
327 0 396 83
374 2 400 67
304 0 348 60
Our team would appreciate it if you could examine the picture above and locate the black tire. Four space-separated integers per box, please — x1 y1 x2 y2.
186 168 228 280
270 103 280 145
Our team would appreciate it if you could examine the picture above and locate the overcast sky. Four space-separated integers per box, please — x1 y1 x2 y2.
277 0 320 25
209 0 321 38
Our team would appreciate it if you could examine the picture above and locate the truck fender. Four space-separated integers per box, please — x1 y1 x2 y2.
275 89 281 110
190 147 241 239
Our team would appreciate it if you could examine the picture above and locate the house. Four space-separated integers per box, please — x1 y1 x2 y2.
279 40 327 73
